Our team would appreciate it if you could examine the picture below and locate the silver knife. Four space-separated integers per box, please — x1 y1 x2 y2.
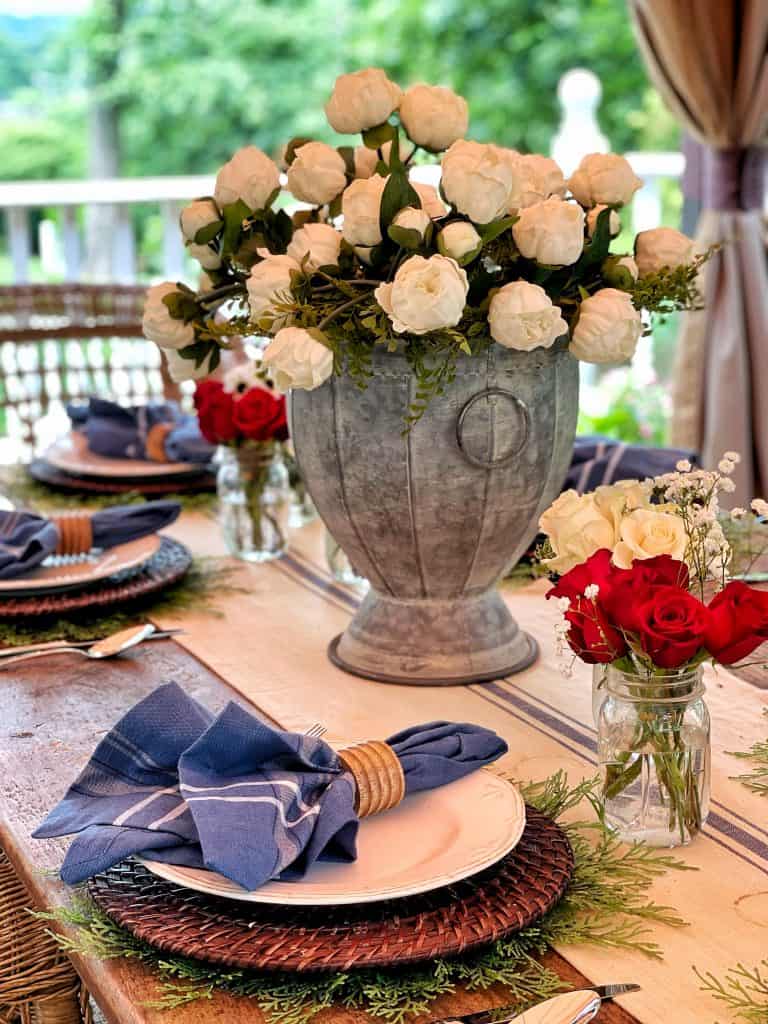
431 984 641 1024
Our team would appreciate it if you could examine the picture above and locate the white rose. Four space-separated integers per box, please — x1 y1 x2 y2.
488 281 567 351
214 146 281 213
613 508 687 569
508 154 566 210
286 222 342 271
586 204 620 237
391 205 431 240
142 282 195 350
593 479 653 533
287 142 347 206
412 181 448 219
399 83 468 152
437 221 482 262
246 254 301 330
342 175 387 246
634 227 696 277
262 327 334 391
325 68 401 134
186 242 222 270
353 146 378 178
539 490 617 575
512 197 585 266
569 287 642 364
375 254 468 335
441 140 516 224
568 153 642 207
162 346 216 383
179 199 221 243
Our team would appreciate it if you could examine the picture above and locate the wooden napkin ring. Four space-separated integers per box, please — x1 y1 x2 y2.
338 740 406 818
145 422 174 463
50 512 94 556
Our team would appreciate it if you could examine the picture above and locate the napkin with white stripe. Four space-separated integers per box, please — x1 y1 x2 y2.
34 682 507 891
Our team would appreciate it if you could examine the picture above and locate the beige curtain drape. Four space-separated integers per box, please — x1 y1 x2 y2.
628 0 768 502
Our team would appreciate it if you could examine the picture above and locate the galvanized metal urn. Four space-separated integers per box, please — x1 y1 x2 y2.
290 340 579 685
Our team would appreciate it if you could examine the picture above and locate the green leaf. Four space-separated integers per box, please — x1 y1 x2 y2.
379 171 421 232
575 206 614 273
193 220 224 245
362 121 396 150
162 292 198 323
220 199 252 259
328 194 343 219
478 215 517 244
284 136 313 165
337 145 356 177
387 224 423 249
271 208 294 249
458 339 472 355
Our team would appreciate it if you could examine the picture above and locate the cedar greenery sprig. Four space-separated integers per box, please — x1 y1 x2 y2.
37 772 690 1024
696 960 768 1023
728 710 768 797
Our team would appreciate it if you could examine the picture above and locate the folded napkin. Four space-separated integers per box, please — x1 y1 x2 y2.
68 398 215 465
565 436 699 494
34 682 508 891
0 501 180 579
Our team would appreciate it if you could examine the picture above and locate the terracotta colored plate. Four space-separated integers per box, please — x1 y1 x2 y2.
44 432 203 478
28 459 215 496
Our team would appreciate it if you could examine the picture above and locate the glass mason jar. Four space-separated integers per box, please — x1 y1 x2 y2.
216 443 291 562
282 444 318 529
325 528 368 592
598 665 710 847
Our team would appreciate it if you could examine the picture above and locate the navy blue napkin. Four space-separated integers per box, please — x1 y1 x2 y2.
565 436 698 494
34 682 507 891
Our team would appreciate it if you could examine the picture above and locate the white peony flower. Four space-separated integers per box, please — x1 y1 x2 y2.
634 227 696 277
180 199 221 243
391 205 432 240
508 154 566 210
142 282 195 350
325 68 401 134
569 287 642 364
437 221 482 262
374 254 468 335
488 281 567 351
353 146 378 178
246 254 301 330
411 181 448 219
399 83 468 152
162 346 216 383
586 204 620 237
441 140 516 224
287 141 347 206
568 153 642 207
512 197 585 266
262 327 334 391
342 175 387 246
214 145 281 213
286 222 342 271
186 242 222 270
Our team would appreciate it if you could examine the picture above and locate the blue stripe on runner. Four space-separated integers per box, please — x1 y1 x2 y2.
281 550 360 610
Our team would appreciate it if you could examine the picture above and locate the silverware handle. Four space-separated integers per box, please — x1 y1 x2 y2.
0 628 183 660
0 648 89 669
512 992 601 1024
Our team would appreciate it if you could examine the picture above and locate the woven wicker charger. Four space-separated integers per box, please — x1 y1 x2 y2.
88 805 573 973
0 537 192 618
28 459 216 496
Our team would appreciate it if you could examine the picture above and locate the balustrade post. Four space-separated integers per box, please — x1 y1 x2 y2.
6 207 30 283
551 69 609 177
161 200 185 280
61 206 82 280
112 205 136 282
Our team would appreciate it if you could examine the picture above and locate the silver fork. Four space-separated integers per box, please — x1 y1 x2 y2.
305 723 327 738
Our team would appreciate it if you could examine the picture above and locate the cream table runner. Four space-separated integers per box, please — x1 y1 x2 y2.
156 513 768 1024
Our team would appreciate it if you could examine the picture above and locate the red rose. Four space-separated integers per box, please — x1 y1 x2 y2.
635 585 708 669
602 555 690 634
547 548 620 603
194 381 237 444
565 596 628 664
705 581 768 665
232 387 288 442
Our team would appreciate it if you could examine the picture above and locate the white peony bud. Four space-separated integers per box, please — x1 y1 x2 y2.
634 227 696 277
374 254 468 335
214 145 281 213
142 282 195 351
399 83 468 152
186 242 222 270
286 141 347 206
512 197 585 266
488 281 568 351
586 204 620 237
437 221 482 262
246 254 301 331
570 287 642 364
391 205 432 240
262 326 334 391
441 140 516 224
353 146 378 178
411 181 448 219
162 346 217 383
508 154 566 210
325 68 401 134
568 153 642 207
180 199 221 243
341 175 387 247
286 222 342 271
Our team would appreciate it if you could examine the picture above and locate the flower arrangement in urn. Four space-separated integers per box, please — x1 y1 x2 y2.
141 67 712 686
539 455 768 846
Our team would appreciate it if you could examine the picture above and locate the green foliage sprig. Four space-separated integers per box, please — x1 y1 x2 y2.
728 710 768 797
696 961 768 1023
629 250 713 328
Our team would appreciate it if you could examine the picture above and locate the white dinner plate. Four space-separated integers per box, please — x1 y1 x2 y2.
139 768 526 905
0 534 161 596
43 432 200 478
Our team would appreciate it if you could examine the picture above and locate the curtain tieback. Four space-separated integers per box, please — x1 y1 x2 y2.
704 146 766 211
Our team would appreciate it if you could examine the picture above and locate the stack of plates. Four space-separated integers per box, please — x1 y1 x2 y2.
29 433 215 496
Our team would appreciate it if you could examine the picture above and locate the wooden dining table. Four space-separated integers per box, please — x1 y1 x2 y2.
1 510 766 1024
